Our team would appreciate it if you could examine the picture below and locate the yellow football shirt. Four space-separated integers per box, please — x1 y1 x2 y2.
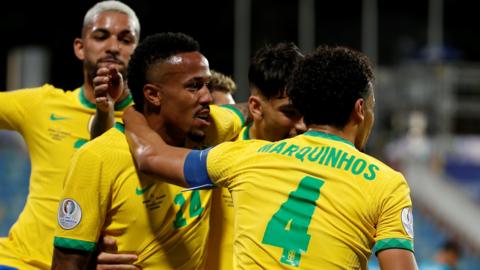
206 123 251 270
0 84 131 269
54 105 244 269
186 130 414 269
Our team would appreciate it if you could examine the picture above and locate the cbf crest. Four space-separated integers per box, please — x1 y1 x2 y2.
58 198 82 230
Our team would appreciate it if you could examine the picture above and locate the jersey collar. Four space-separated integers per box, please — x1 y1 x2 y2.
79 86 133 111
114 122 125 133
304 130 355 148
242 122 252 140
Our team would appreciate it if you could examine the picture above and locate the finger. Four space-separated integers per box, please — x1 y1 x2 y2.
96 67 110 76
94 85 109 97
96 264 141 270
93 76 110 86
100 235 118 253
97 252 138 264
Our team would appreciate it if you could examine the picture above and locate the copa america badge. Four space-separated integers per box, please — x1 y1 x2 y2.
58 198 82 230
401 207 414 238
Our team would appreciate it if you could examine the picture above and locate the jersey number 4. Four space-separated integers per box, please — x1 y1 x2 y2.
262 176 324 267
173 190 204 229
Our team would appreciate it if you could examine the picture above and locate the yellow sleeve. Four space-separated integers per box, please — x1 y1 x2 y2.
203 105 245 146
0 86 47 131
206 140 264 187
373 173 414 253
53 146 110 252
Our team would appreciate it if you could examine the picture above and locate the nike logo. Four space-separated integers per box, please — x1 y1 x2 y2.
50 113 69 121
135 183 155 195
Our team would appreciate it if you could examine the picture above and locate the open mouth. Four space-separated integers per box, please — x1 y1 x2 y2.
98 57 123 66
194 109 211 125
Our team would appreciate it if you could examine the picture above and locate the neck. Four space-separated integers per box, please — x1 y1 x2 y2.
249 122 259 140
308 124 355 145
144 113 186 147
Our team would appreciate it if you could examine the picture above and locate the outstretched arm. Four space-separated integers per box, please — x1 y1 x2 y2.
90 66 124 139
123 107 191 187
377 249 418 270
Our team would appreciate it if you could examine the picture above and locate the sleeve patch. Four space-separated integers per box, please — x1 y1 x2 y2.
58 198 82 230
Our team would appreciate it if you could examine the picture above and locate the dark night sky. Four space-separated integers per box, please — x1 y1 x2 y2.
0 0 479 91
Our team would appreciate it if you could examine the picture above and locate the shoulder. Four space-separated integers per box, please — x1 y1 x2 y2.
77 128 129 158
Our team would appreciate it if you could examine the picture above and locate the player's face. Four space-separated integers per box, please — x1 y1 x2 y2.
260 94 306 141
157 52 213 143
211 90 235 105
355 86 375 151
75 11 138 81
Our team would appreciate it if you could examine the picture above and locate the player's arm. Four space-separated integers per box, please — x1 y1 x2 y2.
377 249 418 270
123 107 191 187
52 237 140 270
52 247 93 270
91 66 124 139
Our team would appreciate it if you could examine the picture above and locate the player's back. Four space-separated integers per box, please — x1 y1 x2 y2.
209 130 413 269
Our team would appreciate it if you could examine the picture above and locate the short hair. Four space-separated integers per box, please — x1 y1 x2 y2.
248 42 303 99
441 240 462 257
83 0 141 38
288 45 374 128
127 32 200 111
209 70 236 94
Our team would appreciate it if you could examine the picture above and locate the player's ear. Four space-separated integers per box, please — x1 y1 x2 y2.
73 38 85 61
352 98 365 123
248 95 263 121
144 84 162 107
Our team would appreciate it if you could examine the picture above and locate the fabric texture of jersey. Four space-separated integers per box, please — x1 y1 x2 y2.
0 85 131 269
188 130 414 269
205 124 250 270
54 105 243 270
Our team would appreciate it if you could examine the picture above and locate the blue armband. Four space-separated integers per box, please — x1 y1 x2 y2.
183 148 215 190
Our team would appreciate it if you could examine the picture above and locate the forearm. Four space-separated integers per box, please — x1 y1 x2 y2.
123 107 190 187
52 247 93 270
90 109 115 139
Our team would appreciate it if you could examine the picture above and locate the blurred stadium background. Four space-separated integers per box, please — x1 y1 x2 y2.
1 0 480 268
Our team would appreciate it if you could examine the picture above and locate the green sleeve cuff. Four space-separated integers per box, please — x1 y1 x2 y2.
54 236 97 252
220 104 246 126
374 238 414 255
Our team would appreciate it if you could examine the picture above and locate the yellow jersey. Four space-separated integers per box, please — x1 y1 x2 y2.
185 130 414 269
54 105 244 269
0 84 131 269
206 124 250 269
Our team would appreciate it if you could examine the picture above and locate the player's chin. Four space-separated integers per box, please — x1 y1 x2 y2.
187 126 208 143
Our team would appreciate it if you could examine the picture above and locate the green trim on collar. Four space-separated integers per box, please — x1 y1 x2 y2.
304 130 355 147
220 104 246 126
53 236 97 252
79 86 96 109
79 86 133 111
114 95 133 110
114 122 125 133
242 123 252 140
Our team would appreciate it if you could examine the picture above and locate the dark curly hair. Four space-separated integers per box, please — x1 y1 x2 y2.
127 32 200 111
248 42 303 99
288 45 374 128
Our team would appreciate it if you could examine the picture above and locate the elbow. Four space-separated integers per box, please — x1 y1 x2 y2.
133 146 157 174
